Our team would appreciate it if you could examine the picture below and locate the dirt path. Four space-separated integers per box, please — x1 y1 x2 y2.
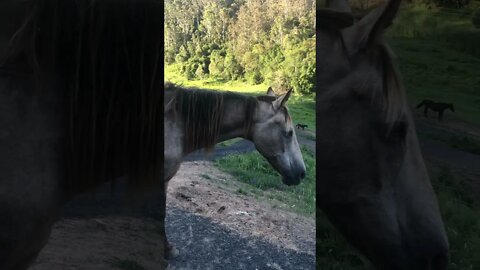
166 161 315 270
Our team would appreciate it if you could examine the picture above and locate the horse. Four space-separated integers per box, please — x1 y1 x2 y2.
416 99 455 121
317 0 449 269
0 1 165 269
163 83 306 259
296 123 308 130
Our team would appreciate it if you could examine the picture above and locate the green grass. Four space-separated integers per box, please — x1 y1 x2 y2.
165 64 316 132
214 146 316 216
165 64 269 93
315 164 480 269
108 257 146 270
385 4 480 127
432 166 480 270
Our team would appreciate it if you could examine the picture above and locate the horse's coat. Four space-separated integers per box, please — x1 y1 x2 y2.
317 0 449 269
163 84 306 259
0 1 164 269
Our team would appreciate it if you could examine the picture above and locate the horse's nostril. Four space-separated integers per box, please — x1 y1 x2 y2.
300 171 306 179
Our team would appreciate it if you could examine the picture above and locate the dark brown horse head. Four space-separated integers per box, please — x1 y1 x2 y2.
317 0 449 269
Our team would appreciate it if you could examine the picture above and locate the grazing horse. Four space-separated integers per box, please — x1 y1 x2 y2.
0 1 164 269
296 123 308 130
416 99 455 121
317 0 449 269
163 83 306 259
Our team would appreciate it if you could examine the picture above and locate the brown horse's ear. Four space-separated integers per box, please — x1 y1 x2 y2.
273 88 292 110
267 87 275 96
343 0 401 54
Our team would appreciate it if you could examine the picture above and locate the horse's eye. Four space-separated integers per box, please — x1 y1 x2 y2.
285 130 293 138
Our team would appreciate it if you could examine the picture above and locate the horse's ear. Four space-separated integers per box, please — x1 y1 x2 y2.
267 87 275 96
273 88 292 110
343 0 401 53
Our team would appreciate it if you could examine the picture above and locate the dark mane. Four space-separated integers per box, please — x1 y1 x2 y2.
165 83 257 153
1 0 163 193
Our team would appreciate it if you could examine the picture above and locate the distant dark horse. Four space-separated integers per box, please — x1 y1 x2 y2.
0 1 164 269
416 99 454 121
296 123 308 130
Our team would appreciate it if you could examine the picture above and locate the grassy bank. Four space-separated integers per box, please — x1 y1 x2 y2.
214 147 316 216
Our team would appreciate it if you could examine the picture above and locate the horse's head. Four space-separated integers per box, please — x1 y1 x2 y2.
251 87 306 186
317 0 449 269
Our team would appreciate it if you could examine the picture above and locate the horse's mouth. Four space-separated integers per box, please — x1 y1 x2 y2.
282 175 302 186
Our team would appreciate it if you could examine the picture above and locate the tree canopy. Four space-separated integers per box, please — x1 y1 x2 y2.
165 0 316 94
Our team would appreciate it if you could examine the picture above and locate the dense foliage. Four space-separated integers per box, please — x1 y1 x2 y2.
164 0 316 94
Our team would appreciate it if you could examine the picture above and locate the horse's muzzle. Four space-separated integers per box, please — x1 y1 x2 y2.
282 169 305 186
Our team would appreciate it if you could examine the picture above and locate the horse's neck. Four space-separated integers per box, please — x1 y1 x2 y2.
217 98 253 143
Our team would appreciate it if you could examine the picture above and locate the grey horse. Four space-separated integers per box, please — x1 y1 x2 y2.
163 83 306 259
317 0 449 269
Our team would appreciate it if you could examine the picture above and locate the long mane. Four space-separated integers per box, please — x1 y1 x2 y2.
1 0 163 194
165 83 257 154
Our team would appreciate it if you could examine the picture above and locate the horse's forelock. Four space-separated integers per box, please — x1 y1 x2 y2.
323 40 406 127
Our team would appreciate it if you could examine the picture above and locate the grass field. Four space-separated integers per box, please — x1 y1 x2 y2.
390 38 480 126
387 3 480 127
